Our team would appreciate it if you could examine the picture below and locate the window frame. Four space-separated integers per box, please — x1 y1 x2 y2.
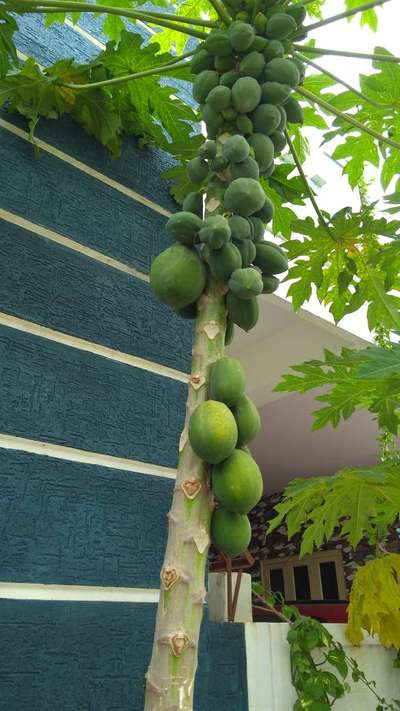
260 549 347 601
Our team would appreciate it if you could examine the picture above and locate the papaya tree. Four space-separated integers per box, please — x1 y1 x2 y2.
1 0 399 707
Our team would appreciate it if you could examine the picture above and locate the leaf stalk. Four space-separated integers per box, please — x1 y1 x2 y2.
60 59 190 90
10 0 210 36
303 0 392 32
284 129 336 242
206 0 231 25
294 51 388 109
293 44 400 63
296 85 400 151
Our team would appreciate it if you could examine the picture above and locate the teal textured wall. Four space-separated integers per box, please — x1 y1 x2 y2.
0 11 249 711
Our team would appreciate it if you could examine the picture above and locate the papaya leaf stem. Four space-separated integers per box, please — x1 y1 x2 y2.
303 0 392 32
293 44 400 63
296 85 400 151
206 0 231 26
294 51 388 109
130 8 216 28
11 0 210 36
59 59 190 90
284 129 336 242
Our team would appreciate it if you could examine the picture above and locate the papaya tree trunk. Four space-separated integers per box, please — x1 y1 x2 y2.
144 277 227 710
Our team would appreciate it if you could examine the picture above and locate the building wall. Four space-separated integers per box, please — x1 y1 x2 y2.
0 14 248 710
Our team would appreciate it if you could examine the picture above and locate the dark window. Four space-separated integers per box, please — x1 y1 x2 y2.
270 568 285 596
294 565 311 600
320 561 339 600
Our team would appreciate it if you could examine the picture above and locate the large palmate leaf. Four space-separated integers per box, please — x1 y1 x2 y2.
275 344 400 434
267 463 400 555
0 9 17 77
101 31 196 152
282 207 400 331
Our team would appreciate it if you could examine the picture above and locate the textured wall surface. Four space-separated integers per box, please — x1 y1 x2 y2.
0 11 249 710
0 601 248 711
0 222 193 372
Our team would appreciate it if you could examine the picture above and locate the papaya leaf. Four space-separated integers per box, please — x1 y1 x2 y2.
0 9 18 78
345 0 378 31
268 464 400 555
274 344 400 435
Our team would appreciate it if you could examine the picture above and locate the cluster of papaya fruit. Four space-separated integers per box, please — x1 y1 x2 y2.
189 356 262 558
149 0 306 557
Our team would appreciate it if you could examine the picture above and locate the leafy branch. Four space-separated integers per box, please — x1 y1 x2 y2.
253 587 400 711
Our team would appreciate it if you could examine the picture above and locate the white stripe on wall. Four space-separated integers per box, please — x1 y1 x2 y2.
65 19 106 49
0 118 172 218
0 208 150 282
0 312 189 383
0 581 160 603
0 433 177 479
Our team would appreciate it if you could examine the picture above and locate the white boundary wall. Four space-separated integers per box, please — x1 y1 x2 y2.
245 623 399 711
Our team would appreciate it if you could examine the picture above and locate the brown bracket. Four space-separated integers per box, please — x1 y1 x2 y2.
210 549 255 623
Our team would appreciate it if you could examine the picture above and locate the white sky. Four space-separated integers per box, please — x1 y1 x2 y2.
275 0 398 342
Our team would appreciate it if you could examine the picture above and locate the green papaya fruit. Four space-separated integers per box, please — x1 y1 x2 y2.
191 48 214 74
222 107 238 121
239 51 265 79
234 238 256 266
261 162 275 178
251 103 281 135
204 30 233 57
286 4 307 25
166 211 203 245
208 242 242 282
263 39 284 62
250 35 268 51
292 57 306 83
211 507 251 558
201 103 224 133
262 239 287 257
236 114 254 135
215 54 236 72
199 140 217 160
150 243 206 309
254 241 289 274
220 70 241 88
228 215 251 241
255 196 274 225
222 135 250 163
225 317 235 346
232 77 262 114
261 81 292 105
227 291 259 331
189 401 238 464
264 58 300 87
206 85 232 112
235 10 250 21
254 11 267 34
228 21 255 52
232 395 261 445
211 155 229 173
266 12 297 39
248 133 274 171
270 130 287 152
187 156 209 184
262 274 280 293
199 214 231 249
193 70 219 103
213 449 263 513
230 157 260 180
229 267 263 299
210 356 246 406
277 105 287 131
182 191 203 217
249 216 265 240
283 97 304 124
224 177 266 216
